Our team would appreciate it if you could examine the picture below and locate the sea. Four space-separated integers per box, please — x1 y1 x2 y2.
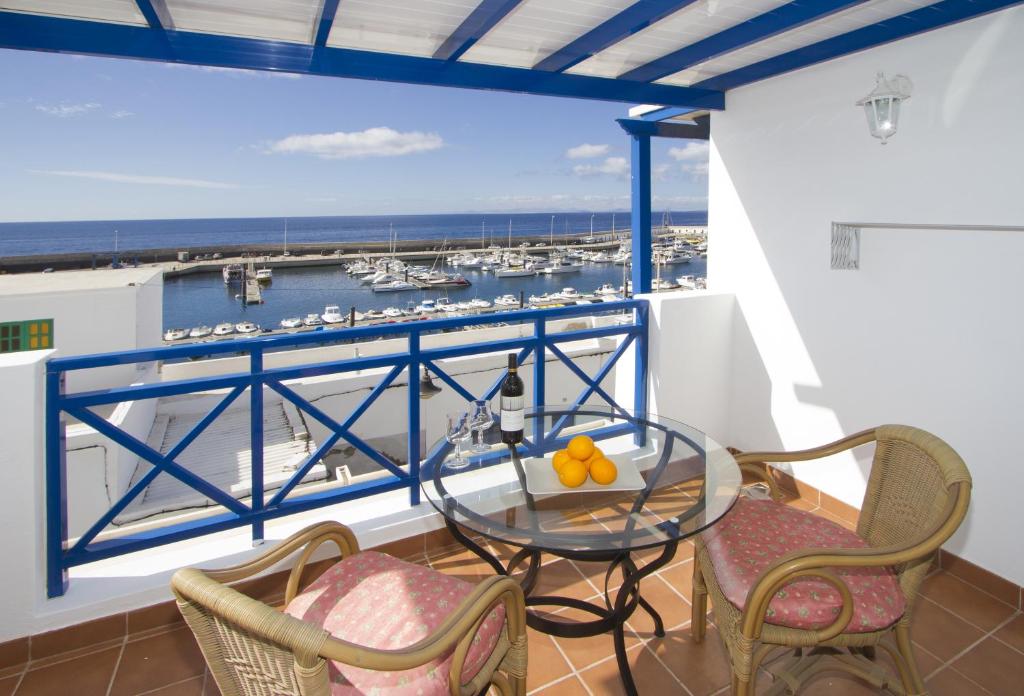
0 211 708 330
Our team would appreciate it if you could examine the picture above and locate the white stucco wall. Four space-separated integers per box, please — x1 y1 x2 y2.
708 7 1024 585
0 268 163 392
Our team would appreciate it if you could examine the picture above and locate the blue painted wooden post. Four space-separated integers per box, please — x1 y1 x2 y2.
634 302 649 446
45 367 69 598
533 318 546 448
250 348 264 544
408 332 421 505
629 131 653 295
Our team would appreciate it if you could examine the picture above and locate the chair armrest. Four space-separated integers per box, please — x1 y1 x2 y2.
201 521 359 587
733 428 877 467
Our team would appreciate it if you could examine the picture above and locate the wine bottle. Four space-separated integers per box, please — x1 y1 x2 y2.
500 353 524 445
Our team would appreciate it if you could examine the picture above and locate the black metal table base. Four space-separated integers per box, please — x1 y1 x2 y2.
446 520 678 696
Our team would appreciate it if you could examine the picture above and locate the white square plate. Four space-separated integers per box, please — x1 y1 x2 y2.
523 452 647 495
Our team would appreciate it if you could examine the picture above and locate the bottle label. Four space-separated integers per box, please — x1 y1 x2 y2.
501 395 524 431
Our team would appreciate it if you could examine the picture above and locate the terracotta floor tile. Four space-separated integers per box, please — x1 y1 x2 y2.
919 571 1018 631
910 597 986 661
552 628 640 672
925 666 995 696
657 558 697 603
203 672 221 696
110 626 206 696
577 643 679 696
626 576 692 637
949 636 1024 695
529 674 589 696
428 547 500 582
798 672 886 695
524 629 573 692
142 675 205 695
645 627 732 695
16 645 120 696
571 559 623 595
532 560 598 601
0 675 20 696
994 612 1024 654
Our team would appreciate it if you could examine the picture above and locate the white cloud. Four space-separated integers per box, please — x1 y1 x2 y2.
572 156 628 178
29 169 239 189
566 143 609 159
683 162 710 177
111 110 135 119
164 64 300 79
35 102 101 117
266 127 444 160
668 141 710 161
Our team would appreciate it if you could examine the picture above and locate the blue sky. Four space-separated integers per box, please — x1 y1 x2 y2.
0 49 708 222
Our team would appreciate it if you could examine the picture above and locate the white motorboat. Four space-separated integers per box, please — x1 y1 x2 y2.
493 294 519 307
303 314 323 326
322 305 345 324
595 283 618 297
372 280 416 292
363 309 385 320
554 287 581 300
655 250 692 265
435 298 457 312
529 293 555 304
235 321 258 334
363 271 397 286
382 307 404 318
189 325 212 338
222 264 244 284
495 264 536 278
652 278 681 290
469 298 492 309
280 317 303 329
588 252 613 263
415 299 438 313
425 272 472 287
456 301 474 310
164 328 189 341
542 257 583 274
612 252 632 265
676 275 698 290
213 322 235 336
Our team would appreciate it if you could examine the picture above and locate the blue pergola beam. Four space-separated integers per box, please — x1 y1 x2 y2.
0 11 724 109
313 0 342 47
619 0 868 83
636 106 698 122
534 0 697 73
694 0 1024 92
434 0 523 61
134 0 173 30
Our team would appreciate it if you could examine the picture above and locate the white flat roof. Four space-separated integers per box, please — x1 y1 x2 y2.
0 267 162 296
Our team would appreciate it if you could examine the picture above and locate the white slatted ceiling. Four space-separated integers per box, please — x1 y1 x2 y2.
0 0 145 25
655 0 935 85
460 0 634 69
163 0 321 44
327 0 482 57
564 0 789 79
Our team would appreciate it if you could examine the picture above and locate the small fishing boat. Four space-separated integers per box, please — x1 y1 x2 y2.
529 293 555 305
235 321 258 334
595 283 618 296
415 299 438 313
676 275 698 290
495 264 536 278
554 287 581 300
280 317 303 329
363 309 385 320
321 305 345 324
189 325 212 338
588 251 613 263
164 328 189 341
469 298 492 309
382 307 404 318
493 294 519 307
372 280 416 292
255 267 273 282
213 322 235 336
652 278 681 290
303 314 323 326
435 298 457 312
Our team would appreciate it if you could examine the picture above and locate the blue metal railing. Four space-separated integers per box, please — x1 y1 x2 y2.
45 300 649 597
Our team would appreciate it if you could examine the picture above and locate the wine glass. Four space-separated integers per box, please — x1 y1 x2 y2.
469 400 495 453
445 412 471 469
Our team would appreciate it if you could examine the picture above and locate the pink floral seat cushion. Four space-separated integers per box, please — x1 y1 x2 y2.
284 551 505 695
703 498 905 633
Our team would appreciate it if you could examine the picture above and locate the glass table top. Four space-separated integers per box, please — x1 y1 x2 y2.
419 407 742 555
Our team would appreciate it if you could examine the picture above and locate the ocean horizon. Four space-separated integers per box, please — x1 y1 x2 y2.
0 210 708 258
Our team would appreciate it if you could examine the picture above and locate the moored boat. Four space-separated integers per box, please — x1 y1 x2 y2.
303 313 323 326
235 321 258 334
189 325 212 338
213 322 235 336
280 317 303 329
322 305 345 324
164 328 189 341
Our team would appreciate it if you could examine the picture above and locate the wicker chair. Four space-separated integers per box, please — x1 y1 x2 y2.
172 521 527 696
691 425 971 696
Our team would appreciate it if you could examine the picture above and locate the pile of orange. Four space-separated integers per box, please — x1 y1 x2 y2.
551 435 618 488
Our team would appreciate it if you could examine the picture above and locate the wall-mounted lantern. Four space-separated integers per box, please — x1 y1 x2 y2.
856 72 912 144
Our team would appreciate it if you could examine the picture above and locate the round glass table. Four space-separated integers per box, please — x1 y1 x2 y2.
419 406 741 695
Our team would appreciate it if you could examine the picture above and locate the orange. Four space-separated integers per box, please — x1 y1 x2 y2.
567 435 595 462
589 457 618 485
552 450 572 473
582 446 605 471
558 459 588 488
